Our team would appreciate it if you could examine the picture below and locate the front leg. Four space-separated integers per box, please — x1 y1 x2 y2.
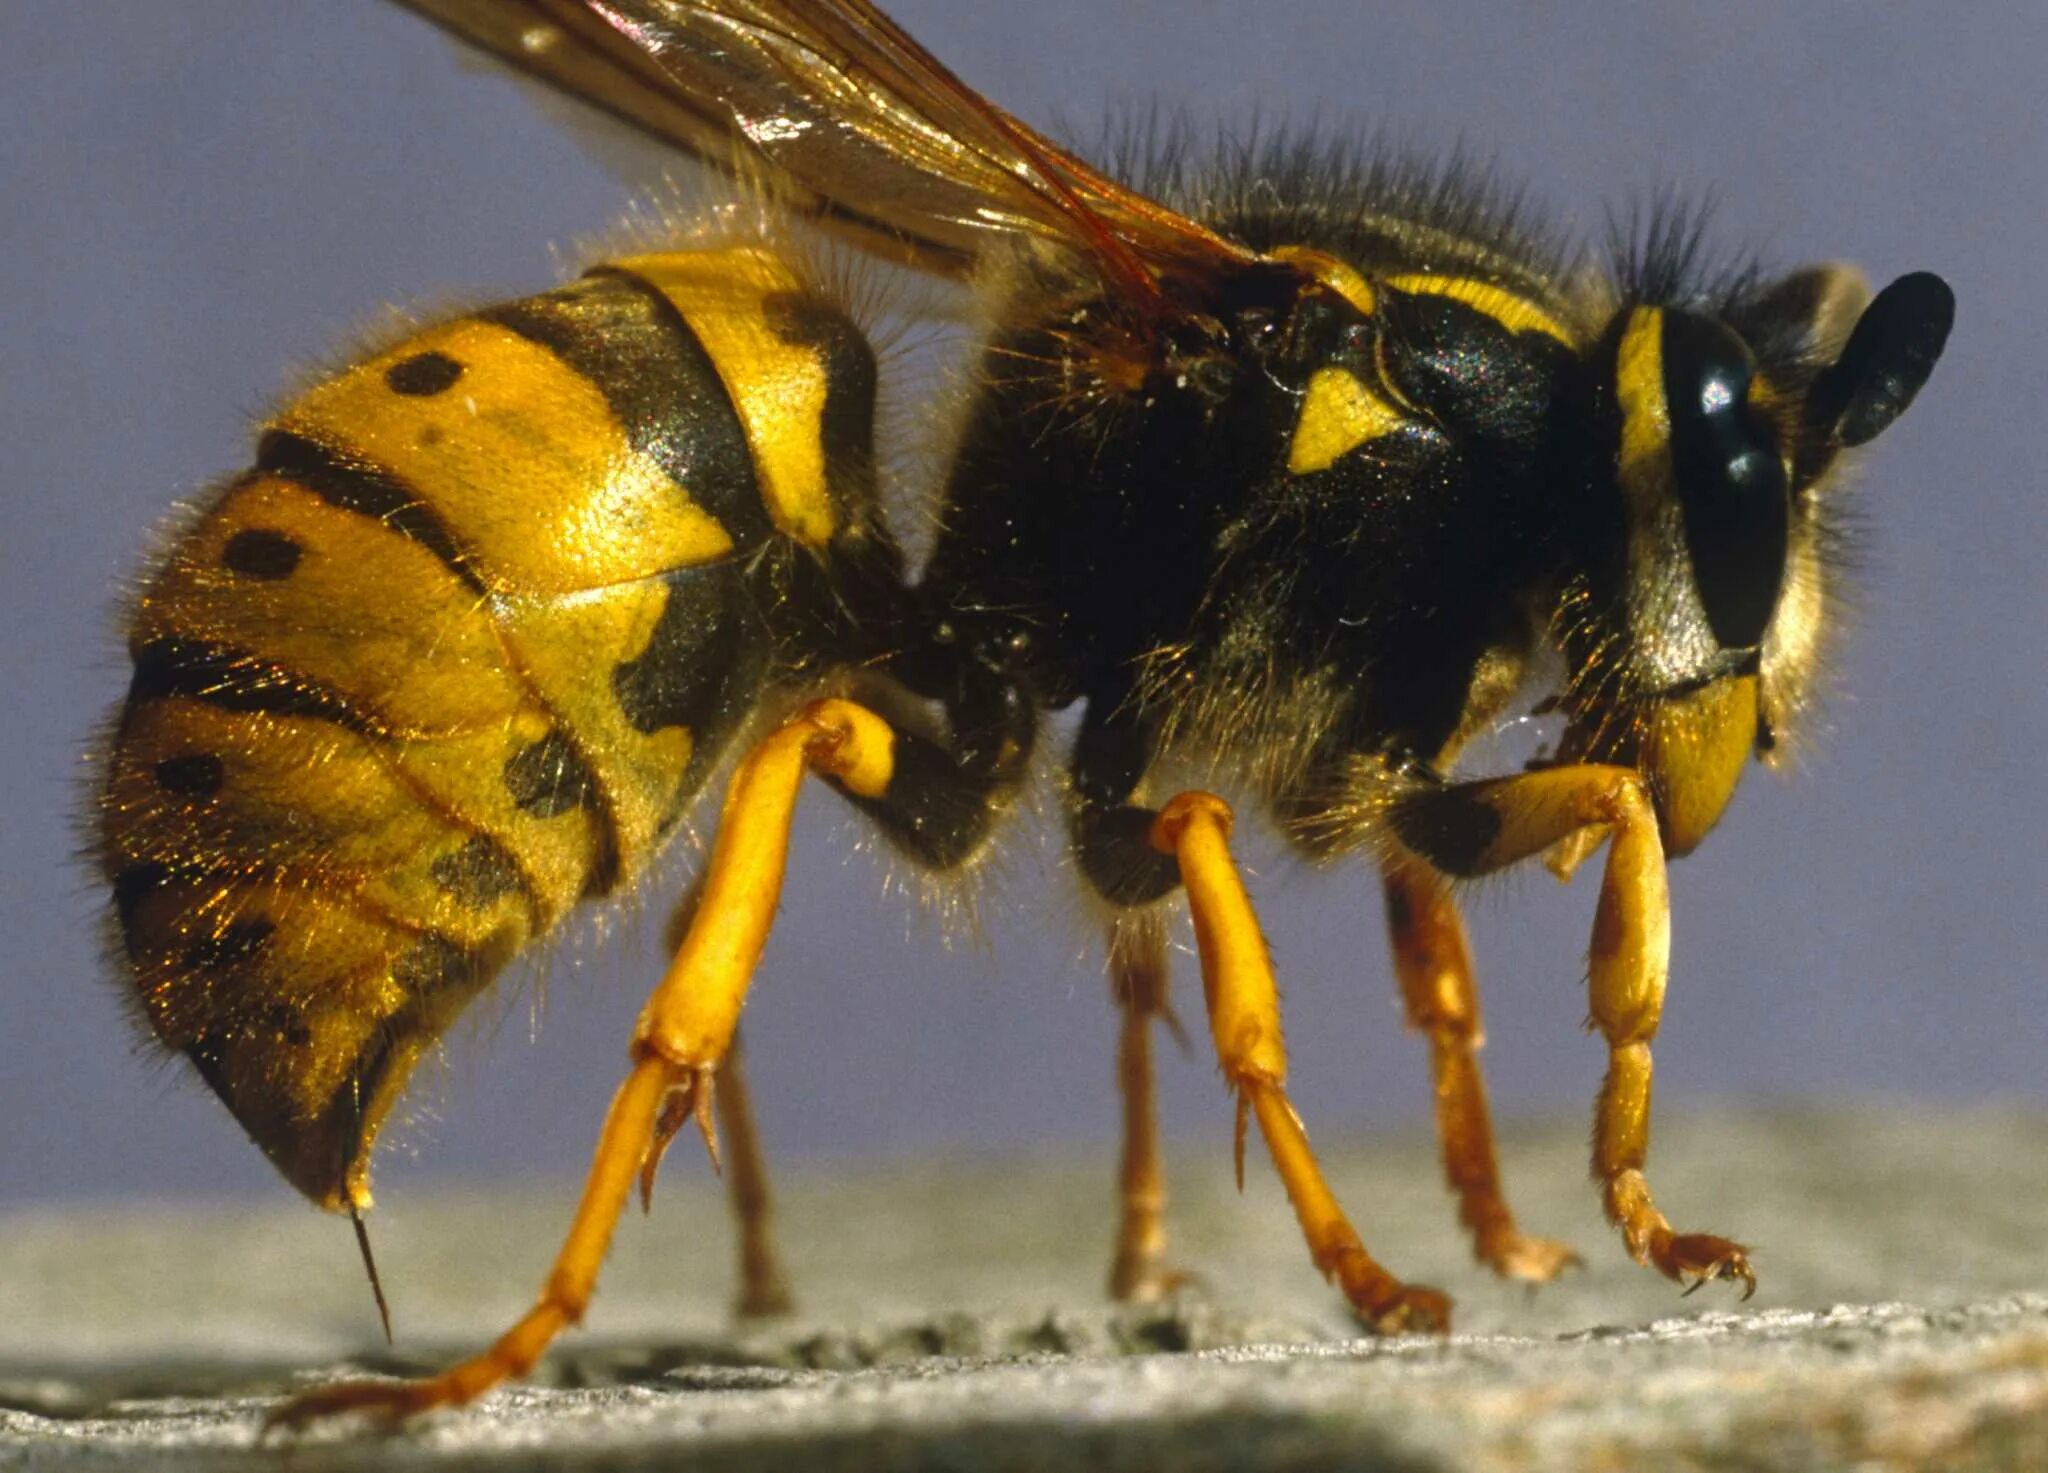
1393 765 1755 1299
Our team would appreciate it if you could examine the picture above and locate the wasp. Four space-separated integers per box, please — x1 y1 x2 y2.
93 0 1952 1426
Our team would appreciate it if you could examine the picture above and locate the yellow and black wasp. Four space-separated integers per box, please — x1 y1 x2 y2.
93 0 1952 1425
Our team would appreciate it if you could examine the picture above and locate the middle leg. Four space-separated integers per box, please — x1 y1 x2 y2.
1104 908 1191 1301
1153 792 1450 1333
1381 856 1578 1283
1068 696 1442 1328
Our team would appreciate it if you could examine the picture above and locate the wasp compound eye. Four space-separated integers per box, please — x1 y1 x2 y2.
1664 311 1789 651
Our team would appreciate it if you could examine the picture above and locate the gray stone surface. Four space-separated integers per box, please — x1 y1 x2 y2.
5 1108 2046 1470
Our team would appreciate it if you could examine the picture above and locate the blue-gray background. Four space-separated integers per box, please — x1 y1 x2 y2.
3 3 2041 1218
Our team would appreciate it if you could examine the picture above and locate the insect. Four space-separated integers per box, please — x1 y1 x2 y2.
93 0 1952 1427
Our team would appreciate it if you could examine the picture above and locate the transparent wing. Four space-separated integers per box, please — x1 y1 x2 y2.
391 0 1255 300
413 0 705 212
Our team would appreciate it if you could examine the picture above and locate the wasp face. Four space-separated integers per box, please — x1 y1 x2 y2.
1569 270 1954 854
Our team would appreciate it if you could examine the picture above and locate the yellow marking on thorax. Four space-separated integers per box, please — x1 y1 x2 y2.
1290 367 1407 476
1611 307 1683 637
279 319 735 596
1386 274 1573 345
617 248 837 550
1269 245 1377 316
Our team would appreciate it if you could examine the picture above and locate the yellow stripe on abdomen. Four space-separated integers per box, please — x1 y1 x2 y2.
617 248 840 550
277 319 736 595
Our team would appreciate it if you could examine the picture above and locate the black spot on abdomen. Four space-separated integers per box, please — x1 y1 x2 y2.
222 528 303 580
384 350 464 397
430 833 526 909
503 730 596 818
154 753 225 797
182 915 276 975
112 860 171 937
262 1002 314 1048
392 935 483 998
500 729 620 899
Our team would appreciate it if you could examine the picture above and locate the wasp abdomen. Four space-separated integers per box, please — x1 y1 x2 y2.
101 246 880 1208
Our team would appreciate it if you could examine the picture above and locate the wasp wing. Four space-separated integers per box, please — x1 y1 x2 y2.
390 0 1253 299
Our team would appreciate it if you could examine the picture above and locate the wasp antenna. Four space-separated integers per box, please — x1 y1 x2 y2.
349 1205 394 1347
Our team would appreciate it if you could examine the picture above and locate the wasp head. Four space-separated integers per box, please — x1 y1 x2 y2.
1562 268 1953 854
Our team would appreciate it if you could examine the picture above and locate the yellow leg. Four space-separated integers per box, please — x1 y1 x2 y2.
1401 765 1754 1296
1381 857 1579 1283
1105 910 1192 1302
267 698 896 1429
1151 793 1449 1333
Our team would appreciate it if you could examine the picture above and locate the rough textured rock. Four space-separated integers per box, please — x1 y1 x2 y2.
5 1108 2045 1469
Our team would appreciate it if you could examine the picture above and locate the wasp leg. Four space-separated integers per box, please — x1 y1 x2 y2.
1392 765 1755 1299
1069 694 1181 909
1152 792 1450 1334
659 881 796 1319
1069 699 1197 1300
713 1030 795 1318
1382 857 1579 1284
1104 909 1197 1302
266 698 898 1430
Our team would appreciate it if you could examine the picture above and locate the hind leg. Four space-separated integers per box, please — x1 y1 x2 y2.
712 1030 795 1317
268 698 919 1427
